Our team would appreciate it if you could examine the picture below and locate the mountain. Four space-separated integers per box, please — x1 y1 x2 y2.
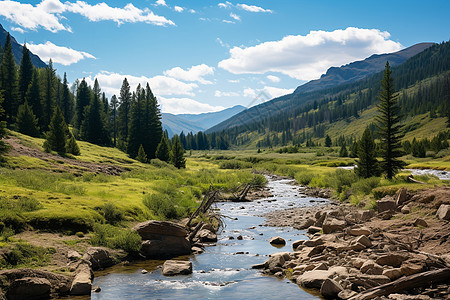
206 43 435 134
293 43 434 95
0 23 47 69
162 105 246 136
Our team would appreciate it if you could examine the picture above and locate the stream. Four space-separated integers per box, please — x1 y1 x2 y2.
89 176 327 299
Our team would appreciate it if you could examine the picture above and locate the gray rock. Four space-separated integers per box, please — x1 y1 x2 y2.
360 260 381 274
304 237 324 247
307 226 322 234
269 236 286 245
436 204 450 221
133 220 188 239
140 237 191 258
82 247 115 270
8 277 51 300
70 262 93 295
265 253 286 273
322 218 346 234
320 278 343 299
377 197 397 213
162 260 192 276
299 218 315 229
292 240 304 250
196 229 217 242
296 270 335 288
355 235 372 248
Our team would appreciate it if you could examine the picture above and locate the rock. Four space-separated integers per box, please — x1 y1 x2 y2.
383 268 403 280
348 226 371 236
358 210 374 222
395 188 408 206
92 286 101 293
296 270 335 289
320 278 344 299
269 236 286 245
354 235 372 248
8 277 51 300
161 260 192 276
141 269 148 274
265 253 286 274
360 260 383 274
197 229 217 242
82 247 115 270
133 220 188 239
414 218 428 228
307 245 326 257
251 263 266 269
292 240 304 250
351 258 366 269
350 242 366 251
322 218 346 234
436 204 450 221
314 263 328 270
353 274 390 285
307 226 322 234
377 197 397 213
141 237 191 259
70 262 93 295
67 250 82 260
388 294 432 300
191 246 204 254
299 218 315 229
401 205 411 214
304 237 324 247
376 254 408 267
400 261 424 276
338 289 358 299
237 235 243 240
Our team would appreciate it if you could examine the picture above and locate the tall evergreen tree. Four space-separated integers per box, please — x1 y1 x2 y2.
16 101 40 137
0 33 19 122
376 62 406 179
171 134 186 169
127 87 144 158
81 82 110 145
74 79 90 130
136 144 147 163
18 44 33 104
44 106 68 154
60 73 73 124
26 69 42 126
66 132 80 156
339 144 348 157
109 95 118 147
118 78 132 147
41 59 56 131
155 134 170 162
324 134 332 147
143 83 162 159
356 127 379 178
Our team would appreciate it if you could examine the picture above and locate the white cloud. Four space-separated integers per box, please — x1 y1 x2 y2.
10 27 25 34
218 27 403 81
188 9 196 13
218 2 232 9
215 90 239 97
159 97 225 114
243 86 294 99
164 64 215 84
222 20 234 24
27 41 95 65
0 0 174 32
84 71 198 99
155 0 167 6
230 13 241 21
216 38 230 48
237 4 272 13
266 75 280 83
174 6 184 12
228 79 240 83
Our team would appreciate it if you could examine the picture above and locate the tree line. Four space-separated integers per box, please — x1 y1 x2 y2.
0 33 185 168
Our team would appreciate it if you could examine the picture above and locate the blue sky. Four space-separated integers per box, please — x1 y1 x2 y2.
0 0 449 114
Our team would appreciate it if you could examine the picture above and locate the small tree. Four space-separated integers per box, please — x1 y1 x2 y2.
43 106 68 154
16 102 40 137
171 135 186 169
136 144 147 163
356 127 379 178
376 62 406 179
66 132 80 155
324 135 332 147
155 135 170 162
339 144 348 157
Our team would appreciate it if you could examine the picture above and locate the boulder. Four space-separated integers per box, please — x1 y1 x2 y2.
265 253 286 274
377 197 397 213
307 245 326 257
191 246 204 254
269 236 286 245
436 204 450 221
360 260 382 274
395 188 408 206
133 220 188 239
382 268 403 280
351 258 366 269
140 237 191 258
7 277 51 300
314 263 328 271
320 278 343 299
350 242 366 251
82 247 115 270
348 226 371 236
338 289 358 299
307 226 322 234
298 218 315 229
304 237 324 247
401 205 410 214
413 218 428 228
161 260 192 276
376 254 408 267
322 218 346 234
296 270 335 289
196 229 217 242
292 240 304 250
400 261 424 276
358 210 374 222
70 262 93 295
354 235 372 248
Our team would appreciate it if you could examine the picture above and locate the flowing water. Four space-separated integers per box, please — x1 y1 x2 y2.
89 176 326 300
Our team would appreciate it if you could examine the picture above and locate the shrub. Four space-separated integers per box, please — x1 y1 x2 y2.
0 242 53 268
351 177 381 195
295 172 314 185
219 160 251 169
90 224 141 253
0 226 15 242
372 186 398 199
98 203 123 225
143 193 179 220
251 174 267 187
325 169 358 193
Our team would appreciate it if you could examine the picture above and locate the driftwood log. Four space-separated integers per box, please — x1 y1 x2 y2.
349 268 450 300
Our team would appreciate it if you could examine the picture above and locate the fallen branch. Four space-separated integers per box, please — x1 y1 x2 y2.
407 176 426 184
349 268 450 300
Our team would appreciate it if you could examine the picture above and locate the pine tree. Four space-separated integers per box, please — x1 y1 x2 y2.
171 135 186 169
349 141 358 158
324 134 332 147
127 88 144 158
41 59 56 131
376 62 406 179
339 144 348 157
60 73 73 124
16 101 40 137
18 44 33 104
136 144 147 163
142 83 162 159
81 82 110 145
26 69 42 127
66 132 80 155
109 95 118 147
118 78 131 147
74 79 90 130
44 106 68 154
155 134 170 162
0 33 19 122
356 127 379 178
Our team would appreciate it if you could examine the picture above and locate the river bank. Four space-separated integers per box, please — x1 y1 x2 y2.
259 185 450 299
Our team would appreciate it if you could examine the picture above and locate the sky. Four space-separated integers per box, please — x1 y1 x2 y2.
0 0 449 114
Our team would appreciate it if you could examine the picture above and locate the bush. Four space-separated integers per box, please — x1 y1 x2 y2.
219 160 252 169
98 203 123 225
0 242 53 268
372 186 398 199
325 169 358 193
90 224 142 253
0 226 15 242
143 193 180 220
351 177 381 195
251 174 267 187
295 171 314 185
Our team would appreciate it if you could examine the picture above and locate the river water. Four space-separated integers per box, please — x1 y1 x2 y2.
89 177 325 300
